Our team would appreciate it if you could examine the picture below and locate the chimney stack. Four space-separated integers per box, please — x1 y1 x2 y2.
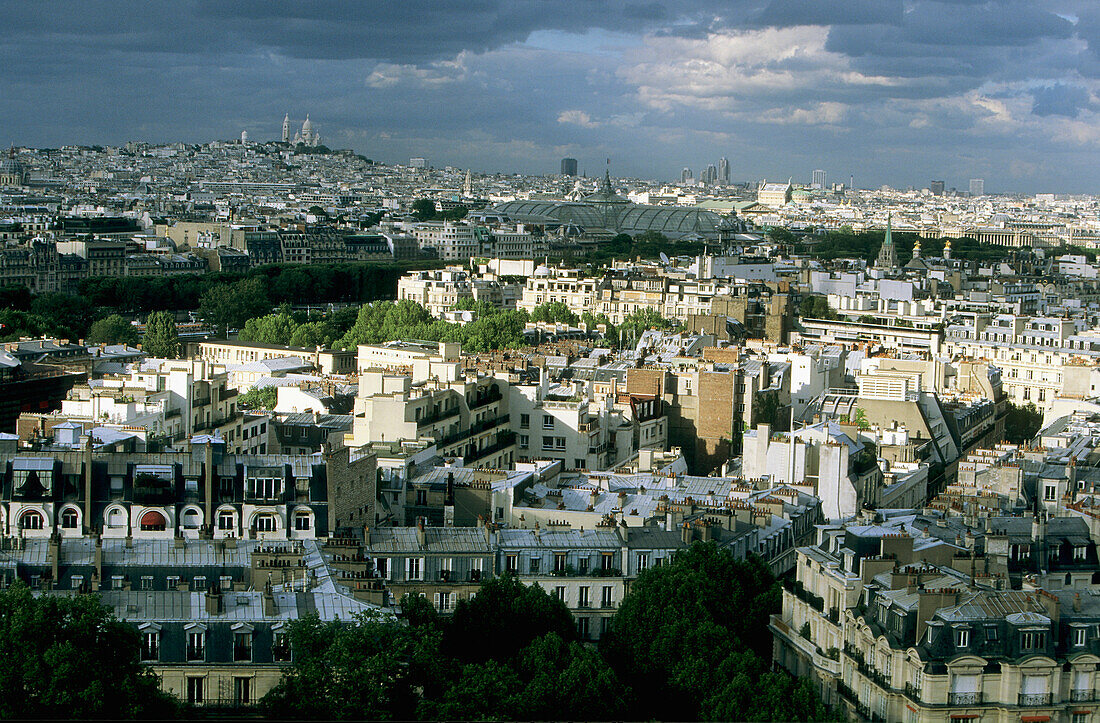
416 519 427 548
262 579 277 616
205 581 225 615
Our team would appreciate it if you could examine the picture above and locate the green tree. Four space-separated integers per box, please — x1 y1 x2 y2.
237 386 277 410
799 295 839 321
1004 401 1044 445
260 612 417 720
289 321 335 348
445 575 578 664
600 542 834 721
0 582 178 718
238 312 298 346
142 311 180 358
411 199 437 221
88 314 140 346
199 277 271 335
530 301 578 325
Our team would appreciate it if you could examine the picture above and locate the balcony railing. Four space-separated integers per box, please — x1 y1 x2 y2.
466 431 517 464
1018 693 1051 706
417 405 460 427
470 387 502 410
1071 689 1097 702
949 692 982 705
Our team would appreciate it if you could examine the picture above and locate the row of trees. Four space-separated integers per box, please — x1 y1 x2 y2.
0 543 834 720
0 260 432 343
264 543 838 721
789 228 1016 265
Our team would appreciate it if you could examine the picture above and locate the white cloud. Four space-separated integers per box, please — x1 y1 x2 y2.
557 109 599 127
619 26 901 112
365 52 472 88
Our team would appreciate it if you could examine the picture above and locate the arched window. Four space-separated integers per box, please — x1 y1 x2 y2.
60 508 79 529
254 513 277 532
294 510 312 531
20 510 43 530
106 508 126 529
140 510 166 532
182 509 201 530
218 509 236 531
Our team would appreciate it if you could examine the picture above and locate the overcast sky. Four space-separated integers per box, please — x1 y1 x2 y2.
4 1 1100 192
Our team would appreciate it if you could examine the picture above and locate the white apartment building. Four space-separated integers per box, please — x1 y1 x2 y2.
397 267 515 317
412 221 481 260
944 313 1100 407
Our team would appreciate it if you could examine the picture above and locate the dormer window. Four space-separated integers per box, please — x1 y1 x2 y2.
1073 626 1088 647
1021 630 1047 651
955 627 971 648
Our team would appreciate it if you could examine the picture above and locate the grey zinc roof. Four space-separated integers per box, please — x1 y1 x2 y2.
367 527 492 553
498 528 622 549
10 538 258 568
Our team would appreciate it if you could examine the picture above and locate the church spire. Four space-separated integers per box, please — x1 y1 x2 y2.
875 213 897 269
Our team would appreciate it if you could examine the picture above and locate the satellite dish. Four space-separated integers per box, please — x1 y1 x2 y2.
659 252 670 264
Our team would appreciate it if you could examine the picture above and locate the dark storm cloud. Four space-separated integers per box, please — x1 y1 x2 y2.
751 0 904 28
0 0 1099 190
1031 83 1092 117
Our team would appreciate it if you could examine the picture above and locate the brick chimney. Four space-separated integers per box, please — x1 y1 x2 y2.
204 580 224 615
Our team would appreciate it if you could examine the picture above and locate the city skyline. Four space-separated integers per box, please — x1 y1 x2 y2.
4 2 1100 192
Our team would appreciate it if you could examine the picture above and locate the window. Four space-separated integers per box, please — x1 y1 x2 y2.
578 586 590 608
554 553 567 573
543 414 554 429
554 586 567 602
376 558 389 579
141 631 159 661
436 592 455 612
416 489 428 506
294 511 312 531
70 575 84 590
1074 627 1088 646
167 575 180 589
519 434 529 448
1045 484 1057 501
555 437 566 450
637 553 650 571
60 509 79 529
187 631 206 661
578 557 590 574
20 511 44 530
234 677 251 706
254 514 277 532
406 557 423 581
1021 630 1047 650
141 576 153 591
542 436 554 450
249 477 280 500
218 510 235 530
955 627 970 648
194 576 207 591
1076 546 1088 561
186 677 204 705
575 458 586 469
234 632 252 661
601 553 614 571
506 555 518 573
273 631 291 661
529 556 541 573
601 586 614 608
985 625 998 641
576 616 590 639
520 414 530 429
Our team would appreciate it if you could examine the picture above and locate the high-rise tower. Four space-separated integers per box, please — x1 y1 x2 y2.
282 113 290 143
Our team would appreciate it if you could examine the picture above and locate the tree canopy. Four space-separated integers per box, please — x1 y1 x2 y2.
336 299 529 353
529 301 578 325
0 583 178 719
87 314 139 346
601 542 837 721
1004 401 1044 444
142 311 180 358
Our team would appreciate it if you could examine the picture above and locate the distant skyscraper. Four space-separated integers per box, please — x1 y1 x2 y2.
930 180 945 196
969 178 984 196
560 157 578 176
409 157 427 169
812 169 826 189
281 113 290 143
718 157 729 183
705 164 718 184
681 168 693 184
